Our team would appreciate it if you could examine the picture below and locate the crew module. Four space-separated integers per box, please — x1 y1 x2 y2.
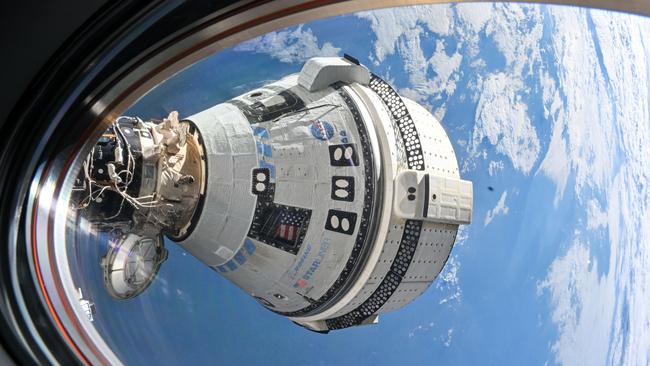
73 55 473 332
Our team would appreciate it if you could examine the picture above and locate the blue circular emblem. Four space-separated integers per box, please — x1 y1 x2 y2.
310 120 335 140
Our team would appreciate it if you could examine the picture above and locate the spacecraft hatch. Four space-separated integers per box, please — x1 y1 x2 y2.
72 55 473 333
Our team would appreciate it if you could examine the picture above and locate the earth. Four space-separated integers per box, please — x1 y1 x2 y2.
75 3 650 365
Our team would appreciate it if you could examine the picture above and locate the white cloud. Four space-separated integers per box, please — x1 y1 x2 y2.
362 5 548 175
537 7 617 201
541 70 562 120
398 37 463 105
484 191 509 226
234 25 340 63
472 72 541 174
359 5 546 176
444 328 454 347
457 4 545 174
485 5 543 75
538 8 650 366
537 239 615 366
586 199 607 230
407 321 436 339
436 254 461 305
538 105 570 206
357 5 463 108
356 5 453 63
539 164 650 366
488 160 504 176
455 3 492 33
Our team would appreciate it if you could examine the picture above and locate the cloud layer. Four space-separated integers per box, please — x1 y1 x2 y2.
234 26 340 63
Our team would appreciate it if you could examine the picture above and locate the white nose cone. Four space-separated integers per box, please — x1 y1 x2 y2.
178 56 473 332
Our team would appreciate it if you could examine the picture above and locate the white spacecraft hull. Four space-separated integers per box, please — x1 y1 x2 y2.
175 56 473 332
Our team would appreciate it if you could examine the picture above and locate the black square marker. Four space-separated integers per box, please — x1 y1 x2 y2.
325 209 357 235
328 144 359 166
331 176 355 202
251 168 270 195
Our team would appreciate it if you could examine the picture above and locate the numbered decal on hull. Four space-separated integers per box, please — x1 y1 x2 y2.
325 209 357 235
331 176 355 202
251 168 270 195
329 144 359 166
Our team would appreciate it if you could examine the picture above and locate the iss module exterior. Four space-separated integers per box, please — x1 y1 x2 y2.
74 56 473 333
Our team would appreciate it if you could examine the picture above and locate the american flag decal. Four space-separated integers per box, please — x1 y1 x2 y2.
276 223 297 241
275 210 302 242
251 203 311 254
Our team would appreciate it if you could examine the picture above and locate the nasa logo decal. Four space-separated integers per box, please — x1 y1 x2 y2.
309 120 334 140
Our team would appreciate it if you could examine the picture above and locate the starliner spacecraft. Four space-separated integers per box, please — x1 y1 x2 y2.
73 55 473 333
